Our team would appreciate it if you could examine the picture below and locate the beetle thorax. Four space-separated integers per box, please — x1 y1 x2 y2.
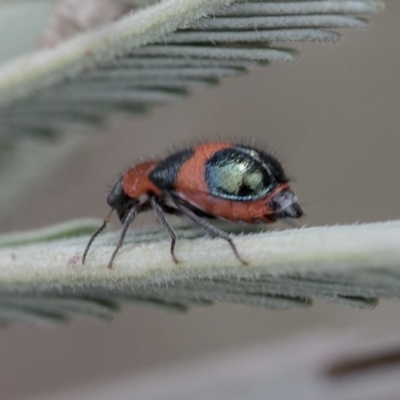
123 161 161 198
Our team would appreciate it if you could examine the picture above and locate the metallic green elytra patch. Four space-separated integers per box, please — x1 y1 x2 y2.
213 161 265 196
205 146 279 201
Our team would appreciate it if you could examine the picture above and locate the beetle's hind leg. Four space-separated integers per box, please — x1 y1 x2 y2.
150 196 179 264
172 198 248 265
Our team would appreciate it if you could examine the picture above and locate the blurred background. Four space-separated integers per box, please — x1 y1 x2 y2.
0 1 399 399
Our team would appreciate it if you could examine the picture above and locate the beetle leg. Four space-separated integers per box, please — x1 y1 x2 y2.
150 196 179 264
107 201 150 269
172 198 248 265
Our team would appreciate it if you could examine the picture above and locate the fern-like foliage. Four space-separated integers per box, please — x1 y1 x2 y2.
0 0 382 141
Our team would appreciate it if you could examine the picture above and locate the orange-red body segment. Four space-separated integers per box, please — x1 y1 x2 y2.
174 142 232 194
174 183 290 223
123 161 161 198
173 143 289 223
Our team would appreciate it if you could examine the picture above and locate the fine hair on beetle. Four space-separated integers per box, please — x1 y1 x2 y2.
83 141 303 269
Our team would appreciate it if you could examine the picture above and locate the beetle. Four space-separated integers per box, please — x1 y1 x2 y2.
82 142 303 269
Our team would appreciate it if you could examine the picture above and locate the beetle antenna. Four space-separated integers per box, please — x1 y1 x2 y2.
82 209 114 265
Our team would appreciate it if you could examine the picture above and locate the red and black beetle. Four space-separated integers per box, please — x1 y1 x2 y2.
83 142 302 268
